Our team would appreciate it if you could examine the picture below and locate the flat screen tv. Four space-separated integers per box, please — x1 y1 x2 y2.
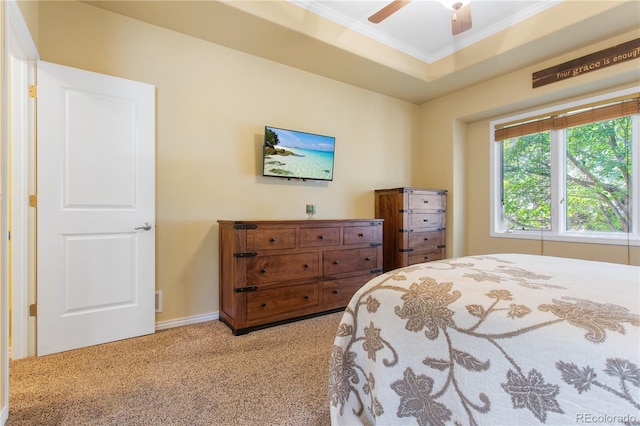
262 126 336 181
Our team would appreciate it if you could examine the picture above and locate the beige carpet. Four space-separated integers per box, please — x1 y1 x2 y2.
8 312 343 425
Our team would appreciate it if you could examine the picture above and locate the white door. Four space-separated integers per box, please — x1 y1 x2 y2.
36 61 155 356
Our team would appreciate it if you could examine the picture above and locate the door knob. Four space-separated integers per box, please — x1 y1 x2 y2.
135 223 153 231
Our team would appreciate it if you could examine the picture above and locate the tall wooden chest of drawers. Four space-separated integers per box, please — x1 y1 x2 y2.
375 187 446 271
217 219 383 334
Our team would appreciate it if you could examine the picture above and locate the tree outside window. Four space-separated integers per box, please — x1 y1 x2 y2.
502 132 551 231
565 117 631 233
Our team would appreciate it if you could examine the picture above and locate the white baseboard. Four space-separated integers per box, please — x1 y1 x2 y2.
7 314 220 360
1 404 8 426
155 312 219 331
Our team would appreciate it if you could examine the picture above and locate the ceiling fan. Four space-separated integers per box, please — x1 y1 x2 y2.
368 0 473 35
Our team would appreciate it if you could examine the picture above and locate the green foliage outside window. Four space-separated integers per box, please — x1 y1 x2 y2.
566 117 631 233
501 117 632 233
502 132 551 230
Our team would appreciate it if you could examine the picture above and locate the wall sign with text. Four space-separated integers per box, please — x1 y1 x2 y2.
532 38 640 88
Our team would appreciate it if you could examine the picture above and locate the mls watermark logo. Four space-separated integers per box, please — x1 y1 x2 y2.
576 413 638 424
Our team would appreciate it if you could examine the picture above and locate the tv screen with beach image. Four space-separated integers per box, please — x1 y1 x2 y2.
262 126 336 181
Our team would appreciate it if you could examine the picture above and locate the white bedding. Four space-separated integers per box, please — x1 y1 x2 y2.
329 254 640 425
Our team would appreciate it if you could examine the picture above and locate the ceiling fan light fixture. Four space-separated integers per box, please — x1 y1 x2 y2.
368 0 472 35
439 0 469 10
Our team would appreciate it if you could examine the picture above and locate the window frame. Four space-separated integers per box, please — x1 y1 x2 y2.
490 87 640 246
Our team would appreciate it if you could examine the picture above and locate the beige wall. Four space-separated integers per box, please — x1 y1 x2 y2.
38 1 419 323
418 28 640 264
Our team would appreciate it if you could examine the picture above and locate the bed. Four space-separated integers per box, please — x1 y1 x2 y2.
328 254 640 425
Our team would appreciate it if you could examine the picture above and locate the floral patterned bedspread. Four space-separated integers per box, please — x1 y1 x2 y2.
329 254 640 425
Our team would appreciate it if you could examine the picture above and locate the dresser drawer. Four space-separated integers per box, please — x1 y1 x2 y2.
247 252 319 285
408 192 444 210
343 225 381 245
408 248 445 265
299 227 340 248
246 228 296 251
246 282 320 321
322 274 377 310
408 212 444 229
408 230 444 251
323 247 378 275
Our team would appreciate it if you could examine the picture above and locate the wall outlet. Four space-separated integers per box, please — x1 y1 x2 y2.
155 290 163 313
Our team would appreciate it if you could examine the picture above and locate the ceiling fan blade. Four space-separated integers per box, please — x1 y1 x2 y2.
452 2 472 35
368 0 411 24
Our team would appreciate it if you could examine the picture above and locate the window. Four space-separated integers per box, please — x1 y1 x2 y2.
491 89 640 245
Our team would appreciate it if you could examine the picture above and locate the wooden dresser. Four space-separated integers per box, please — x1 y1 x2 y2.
375 187 447 271
217 219 383 334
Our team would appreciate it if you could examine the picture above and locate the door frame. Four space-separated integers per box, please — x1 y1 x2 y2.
4 0 38 362
3 1 38 422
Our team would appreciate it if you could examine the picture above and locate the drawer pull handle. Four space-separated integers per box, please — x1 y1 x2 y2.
234 285 258 293
423 219 429 222
261 268 267 273
304 295 310 300
424 256 430 260
261 303 267 308
319 235 325 240
358 233 364 237
304 263 310 269
333 260 339 265
270 237 276 242
424 237 429 241
365 257 371 261
424 200 429 204
332 290 339 294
